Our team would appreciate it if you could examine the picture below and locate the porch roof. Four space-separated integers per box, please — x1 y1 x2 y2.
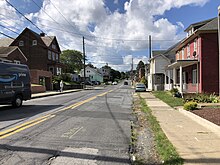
167 59 198 69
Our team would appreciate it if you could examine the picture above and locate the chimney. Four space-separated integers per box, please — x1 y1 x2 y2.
40 32 45 37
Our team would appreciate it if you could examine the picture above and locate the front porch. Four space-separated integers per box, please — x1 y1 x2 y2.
165 59 199 94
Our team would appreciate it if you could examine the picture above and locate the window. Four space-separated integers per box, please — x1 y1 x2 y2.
177 51 180 60
56 67 61 75
48 51 52 60
19 41 24 46
56 53 59 61
182 47 185 60
187 44 190 59
52 52 55 61
192 69 197 84
194 39 197 51
52 44 56 50
49 67 54 74
32 40 37 46
14 60 20 64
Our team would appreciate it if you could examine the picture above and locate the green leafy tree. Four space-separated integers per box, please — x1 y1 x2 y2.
60 49 83 73
110 69 121 81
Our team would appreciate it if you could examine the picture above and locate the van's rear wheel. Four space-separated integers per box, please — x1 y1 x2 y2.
12 95 23 108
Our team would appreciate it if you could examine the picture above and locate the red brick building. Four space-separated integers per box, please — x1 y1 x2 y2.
167 17 219 94
9 28 64 90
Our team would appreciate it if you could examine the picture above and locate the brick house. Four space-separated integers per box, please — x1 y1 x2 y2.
9 28 64 90
166 17 219 94
0 46 27 64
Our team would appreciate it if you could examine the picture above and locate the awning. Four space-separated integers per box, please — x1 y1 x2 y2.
167 59 198 69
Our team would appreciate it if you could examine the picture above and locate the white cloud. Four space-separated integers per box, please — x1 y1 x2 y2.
0 0 210 71
0 1 24 32
177 21 184 29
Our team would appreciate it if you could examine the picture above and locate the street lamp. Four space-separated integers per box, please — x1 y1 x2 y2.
218 6 220 95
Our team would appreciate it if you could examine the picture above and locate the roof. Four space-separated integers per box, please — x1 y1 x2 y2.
185 17 215 32
152 50 166 57
10 27 61 52
198 17 218 31
0 38 14 47
41 36 55 47
0 46 18 57
0 46 27 61
163 42 181 63
86 66 102 76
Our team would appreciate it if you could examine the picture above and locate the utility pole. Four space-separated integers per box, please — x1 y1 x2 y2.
131 57 133 85
218 6 220 96
83 36 86 89
149 35 152 59
149 35 153 90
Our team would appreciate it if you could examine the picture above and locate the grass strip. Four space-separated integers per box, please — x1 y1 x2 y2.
139 94 183 165
153 91 184 107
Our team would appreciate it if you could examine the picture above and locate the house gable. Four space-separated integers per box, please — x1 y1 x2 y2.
10 28 47 48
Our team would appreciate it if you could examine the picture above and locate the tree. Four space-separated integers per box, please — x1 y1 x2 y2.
136 60 145 80
136 60 145 71
60 50 83 73
110 69 121 81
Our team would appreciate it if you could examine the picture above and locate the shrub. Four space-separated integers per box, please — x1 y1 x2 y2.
210 93 219 103
183 101 197 111
184 93 219 103
170 88 178 95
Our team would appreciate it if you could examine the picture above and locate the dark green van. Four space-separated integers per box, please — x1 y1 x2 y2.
0 62 31 107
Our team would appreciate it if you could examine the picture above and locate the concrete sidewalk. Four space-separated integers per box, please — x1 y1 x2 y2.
140 92 220 165
31 89 83 99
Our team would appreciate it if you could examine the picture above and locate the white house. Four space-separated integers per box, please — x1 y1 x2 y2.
80 66 103 83
148 44 177 91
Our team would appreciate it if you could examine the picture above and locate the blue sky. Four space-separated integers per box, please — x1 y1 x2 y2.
0 0 220 71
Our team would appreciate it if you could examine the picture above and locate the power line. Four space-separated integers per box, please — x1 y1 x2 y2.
5 0 44 34
48 0 84 37
0 24 20 35
0 32 14 39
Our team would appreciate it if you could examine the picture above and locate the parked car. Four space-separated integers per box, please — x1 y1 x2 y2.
81 81 94 86
113 81 117 85
124 81 128 85
0 62 31 107
135 83 146 92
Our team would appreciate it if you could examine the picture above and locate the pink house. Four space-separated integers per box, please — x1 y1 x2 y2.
166 17 219 94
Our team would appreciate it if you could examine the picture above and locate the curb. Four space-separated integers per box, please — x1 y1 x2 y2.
178 108 220 137
31 89 83 99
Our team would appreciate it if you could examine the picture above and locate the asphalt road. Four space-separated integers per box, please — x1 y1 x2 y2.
0 83 133 165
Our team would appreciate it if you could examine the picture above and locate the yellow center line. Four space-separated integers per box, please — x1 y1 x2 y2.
0 114 55 139
0 90 114 139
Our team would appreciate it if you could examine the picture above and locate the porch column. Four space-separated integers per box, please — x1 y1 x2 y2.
197 63 199 93
173 68 176 85
164 70 167 84
168 70 171 89
180 65 183 93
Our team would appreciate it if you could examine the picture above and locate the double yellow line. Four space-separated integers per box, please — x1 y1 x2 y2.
0 90 113 139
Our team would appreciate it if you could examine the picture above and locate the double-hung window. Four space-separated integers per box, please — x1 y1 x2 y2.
192 69 197 84
187 44 190 59
182 47 185 60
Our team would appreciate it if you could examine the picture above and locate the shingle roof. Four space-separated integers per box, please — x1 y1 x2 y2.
152 50 166 57
163 42 181 63
198 17 218 31
0 46 17 57
41 36 55 47
0 38 14 47
185 17 215 32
